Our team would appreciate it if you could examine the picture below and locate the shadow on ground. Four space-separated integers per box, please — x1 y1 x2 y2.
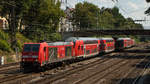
101 49 150 60
118 49 150 53
132 61 150 69
112 74 150 84
105 48 150 84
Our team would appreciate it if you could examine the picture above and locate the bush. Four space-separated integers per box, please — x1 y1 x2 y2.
0 30 9 40
16 33 31 43
0 40 11 52
6 55 14 63
50 33 62 41
16 33 32 51
16 40 22 52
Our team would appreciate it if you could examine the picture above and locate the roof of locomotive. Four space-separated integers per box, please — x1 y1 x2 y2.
47 42 73 46
117 38 131 40
65 37 99 42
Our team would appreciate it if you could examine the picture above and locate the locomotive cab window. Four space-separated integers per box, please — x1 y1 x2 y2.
23 44 40 52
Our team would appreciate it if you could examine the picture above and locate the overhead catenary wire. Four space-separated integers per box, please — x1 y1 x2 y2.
112 1 150 25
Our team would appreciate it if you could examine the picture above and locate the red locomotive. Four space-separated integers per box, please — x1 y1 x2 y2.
21 37 135 71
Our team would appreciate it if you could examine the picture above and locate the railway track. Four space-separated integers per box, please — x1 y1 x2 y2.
29 59 113 83
0 73 28 83
116 54 150 84
20 54 116 84
0 62 19 68
33 49 149 84
0 66 20 74
0 42 148 84
1 54 114 84
28 53 126 84
72 53 146 84
0 62 19 71
132 62 150 84
0 62 20 79
74 60 130 84
8 44 144 84
88 53 149 84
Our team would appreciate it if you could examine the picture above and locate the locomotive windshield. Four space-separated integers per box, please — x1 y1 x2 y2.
23 44 40 52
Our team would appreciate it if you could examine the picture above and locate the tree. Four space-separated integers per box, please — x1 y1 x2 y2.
145 0 150 15
73 2 143 30
73 2 100 29
23 0 64 41
0 0 64 48
146 0 150 2
99 8 116 29
0 0 33 49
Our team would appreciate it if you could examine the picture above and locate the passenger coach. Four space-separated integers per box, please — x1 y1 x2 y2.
65 37 100 57
115 38 134 50
99 38 115 53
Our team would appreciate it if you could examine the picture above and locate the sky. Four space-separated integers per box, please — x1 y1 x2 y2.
61 0 150 29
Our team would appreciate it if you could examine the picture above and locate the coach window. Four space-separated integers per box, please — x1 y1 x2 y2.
94 48 97 53
86 50 90 55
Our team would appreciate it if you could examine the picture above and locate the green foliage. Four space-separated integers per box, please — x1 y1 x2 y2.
16 33 31 43
0 0 35 49
23 0 64 42
0 30 32 53
6 55 15 63
50 33 62 41
133 36 140 43
0 30 9 40
73 3 143 30
0 40 11 52
16 33 32 51
99 7 143 30
16 40 22 52
73 2 100 29
0 30 11 52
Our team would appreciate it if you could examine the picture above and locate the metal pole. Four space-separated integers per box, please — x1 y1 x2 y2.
11 5 17 50
16 47 19 61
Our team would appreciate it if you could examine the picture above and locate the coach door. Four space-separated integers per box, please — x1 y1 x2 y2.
65 46 72 58
48 47 58 62
84 45 86 56
59 46 65 58
44 47 46 62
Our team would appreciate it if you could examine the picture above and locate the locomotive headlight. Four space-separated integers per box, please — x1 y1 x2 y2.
32 56 38 58
22 59 25 61
22 55 29 58
35 59 38 62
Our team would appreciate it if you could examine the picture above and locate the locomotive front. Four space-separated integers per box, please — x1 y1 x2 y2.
21 43 41 69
